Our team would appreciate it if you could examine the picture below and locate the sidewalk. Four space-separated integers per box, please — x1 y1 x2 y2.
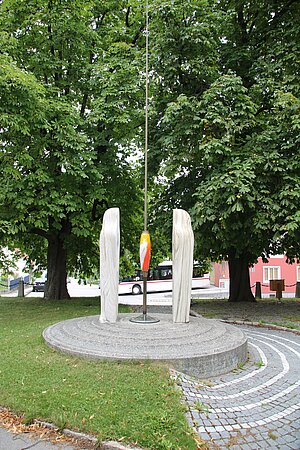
0 284 33 298
0 413 137 450
0 426 81 450
178 323 300 449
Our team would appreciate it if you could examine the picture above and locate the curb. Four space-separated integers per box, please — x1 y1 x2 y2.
220 319 300 335
0 407 144 450
33 420 98 447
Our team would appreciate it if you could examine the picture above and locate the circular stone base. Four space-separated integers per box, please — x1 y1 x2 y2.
43 313 247 378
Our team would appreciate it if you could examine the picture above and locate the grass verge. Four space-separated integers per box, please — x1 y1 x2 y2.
191 298 300 330
0 296 196 449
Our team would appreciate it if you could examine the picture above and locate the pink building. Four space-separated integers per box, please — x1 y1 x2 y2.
213 261 230 290
213 255 300 297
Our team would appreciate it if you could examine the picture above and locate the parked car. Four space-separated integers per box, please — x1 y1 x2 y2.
32 279 46 292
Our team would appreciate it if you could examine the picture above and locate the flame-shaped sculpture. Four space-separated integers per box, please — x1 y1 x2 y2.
140 231 151 272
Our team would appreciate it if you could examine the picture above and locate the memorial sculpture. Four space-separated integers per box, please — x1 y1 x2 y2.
172 209 194 323
42 0 248 383
99 208 120 323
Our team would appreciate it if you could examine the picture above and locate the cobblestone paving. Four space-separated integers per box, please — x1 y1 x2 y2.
173 326 300 449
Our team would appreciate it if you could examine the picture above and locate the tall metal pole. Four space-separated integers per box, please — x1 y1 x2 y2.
143 0 149 318
130 0 159 324
144 0 149 233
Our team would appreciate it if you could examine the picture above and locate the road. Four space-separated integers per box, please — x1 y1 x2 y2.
24 279 229 305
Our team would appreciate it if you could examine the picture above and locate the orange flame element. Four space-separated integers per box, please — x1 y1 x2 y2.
140 231 151 272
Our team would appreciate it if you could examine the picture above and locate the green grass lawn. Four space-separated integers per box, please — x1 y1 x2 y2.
0 297 196 450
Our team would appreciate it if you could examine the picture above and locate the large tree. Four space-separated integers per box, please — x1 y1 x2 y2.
149 0 300 301
0 0 145 299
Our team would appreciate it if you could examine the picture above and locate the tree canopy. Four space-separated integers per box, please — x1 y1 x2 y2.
149 0 300 301
0 0 146 298
0 0 299 301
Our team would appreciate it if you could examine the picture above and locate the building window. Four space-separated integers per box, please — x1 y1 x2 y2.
263 266 280 283
297 266 300 282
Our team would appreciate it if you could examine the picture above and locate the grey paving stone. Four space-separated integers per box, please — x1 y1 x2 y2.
186 416 194 428
220 431 232 439
273 436 291 446
209 432 221 440
284 434 297 443
248 444 260 450
199 432 210 441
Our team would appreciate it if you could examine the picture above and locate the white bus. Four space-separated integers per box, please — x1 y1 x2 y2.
118 261 210 295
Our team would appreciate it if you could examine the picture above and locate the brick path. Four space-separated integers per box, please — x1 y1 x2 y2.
174 325 300 449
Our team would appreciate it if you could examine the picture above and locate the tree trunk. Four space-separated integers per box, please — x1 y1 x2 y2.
228 257 256 302
44 234 70 300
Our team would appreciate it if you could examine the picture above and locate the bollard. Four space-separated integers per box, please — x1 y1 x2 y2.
296 282 300 299
255 281 262 299
18 280 25 297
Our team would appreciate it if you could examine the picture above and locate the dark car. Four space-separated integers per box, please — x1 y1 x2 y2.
32 279 46 292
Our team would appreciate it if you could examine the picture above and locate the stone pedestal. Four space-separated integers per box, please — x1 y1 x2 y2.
99 208 120 323
172 209 194 323
43 314 248 378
